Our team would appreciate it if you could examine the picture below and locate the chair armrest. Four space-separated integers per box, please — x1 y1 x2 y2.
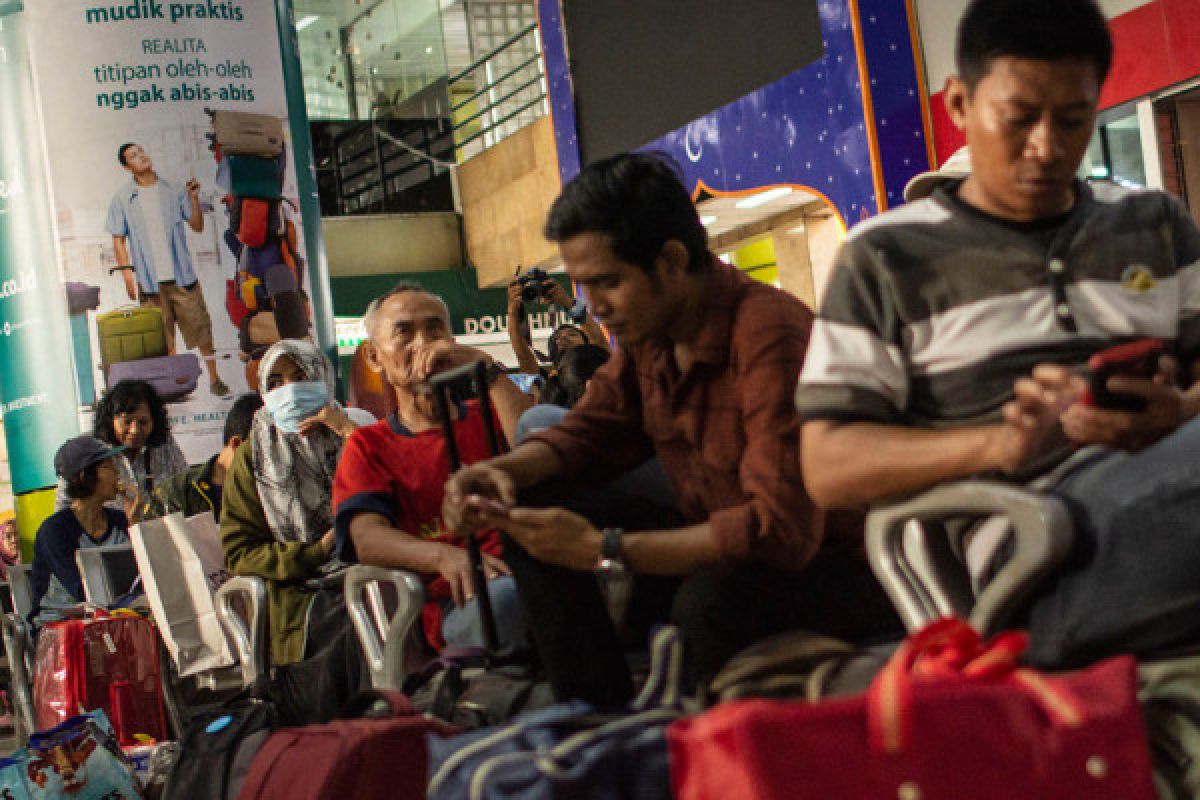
343 565 426 689
214 576 269 688
866 480 1073 637
2 612 35 743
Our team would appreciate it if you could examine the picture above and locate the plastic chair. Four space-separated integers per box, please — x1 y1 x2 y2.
3 564 36 744
864 480 1074 637
343 565 427 689
75 545 140 607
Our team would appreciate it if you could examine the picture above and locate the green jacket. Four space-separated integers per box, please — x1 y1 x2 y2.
151 457 222 520
220 441 329 665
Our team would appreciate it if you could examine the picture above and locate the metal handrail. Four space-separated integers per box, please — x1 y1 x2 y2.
453 94 547 151
448 22 538 85
450 51 542 112
449 23 546 162
453 73 544 129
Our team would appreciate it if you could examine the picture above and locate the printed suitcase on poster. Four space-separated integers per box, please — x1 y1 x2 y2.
210 110 285 158
107 353 202 402
32 615 168 746
96 306 167 366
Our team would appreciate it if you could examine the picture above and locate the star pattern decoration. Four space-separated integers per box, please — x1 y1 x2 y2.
538 0 932 227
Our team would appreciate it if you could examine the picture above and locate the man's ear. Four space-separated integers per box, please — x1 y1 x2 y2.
362 340 384 374
656 240 691 280
944 75 971 133
227 435 243 450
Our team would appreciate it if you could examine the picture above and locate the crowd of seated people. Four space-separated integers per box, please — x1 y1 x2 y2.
19 0 1200 750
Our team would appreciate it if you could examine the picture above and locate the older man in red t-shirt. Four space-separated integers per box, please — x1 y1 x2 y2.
332 284 531 651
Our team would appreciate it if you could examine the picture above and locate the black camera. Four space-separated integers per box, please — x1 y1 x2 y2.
516 267 551 303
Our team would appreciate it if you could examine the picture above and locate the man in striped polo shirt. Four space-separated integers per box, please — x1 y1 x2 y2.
798 0 1200 667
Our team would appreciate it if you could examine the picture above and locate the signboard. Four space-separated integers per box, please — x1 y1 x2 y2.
0 7 83 493
8 0 323 465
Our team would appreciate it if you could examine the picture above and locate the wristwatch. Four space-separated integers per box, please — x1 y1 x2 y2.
595 527 627 576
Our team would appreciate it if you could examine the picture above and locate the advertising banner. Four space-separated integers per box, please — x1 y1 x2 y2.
20 0 320 464
0 6 84 494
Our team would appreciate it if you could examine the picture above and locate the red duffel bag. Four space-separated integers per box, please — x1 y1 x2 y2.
668 618 1157 800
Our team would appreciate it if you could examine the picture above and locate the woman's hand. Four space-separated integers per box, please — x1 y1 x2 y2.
122 485 146 524
297 404 357 439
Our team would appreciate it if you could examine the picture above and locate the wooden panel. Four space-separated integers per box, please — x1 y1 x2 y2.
459 116 563 287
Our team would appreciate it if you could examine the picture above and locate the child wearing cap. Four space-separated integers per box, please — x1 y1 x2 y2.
29 436 131 626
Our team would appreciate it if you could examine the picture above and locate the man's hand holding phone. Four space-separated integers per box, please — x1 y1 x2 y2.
443 463 517 536
1062 339 1186 451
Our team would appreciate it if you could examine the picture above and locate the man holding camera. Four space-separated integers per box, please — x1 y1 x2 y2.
506 269 608 378
799 0 1200 666
445 153 899 707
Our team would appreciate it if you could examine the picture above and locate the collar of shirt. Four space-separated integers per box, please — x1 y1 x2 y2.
642 256 744 373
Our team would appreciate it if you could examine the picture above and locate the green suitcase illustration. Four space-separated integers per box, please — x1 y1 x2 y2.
96 306 167 366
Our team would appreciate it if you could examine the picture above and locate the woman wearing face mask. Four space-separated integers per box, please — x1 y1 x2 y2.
220 339 361 723
55 381 186 518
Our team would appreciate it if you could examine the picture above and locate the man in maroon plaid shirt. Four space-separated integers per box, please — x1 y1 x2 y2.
444 153 900 707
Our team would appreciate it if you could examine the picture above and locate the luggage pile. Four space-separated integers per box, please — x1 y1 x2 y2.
206 109 311 365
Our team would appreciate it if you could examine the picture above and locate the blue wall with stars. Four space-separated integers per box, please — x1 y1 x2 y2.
537 0 933 228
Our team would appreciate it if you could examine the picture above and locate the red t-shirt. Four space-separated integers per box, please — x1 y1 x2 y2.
332 401 503 647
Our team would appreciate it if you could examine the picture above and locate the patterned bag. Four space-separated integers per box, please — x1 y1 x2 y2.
16 710 142 799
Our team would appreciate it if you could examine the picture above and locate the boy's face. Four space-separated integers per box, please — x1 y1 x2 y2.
946 56 1101 222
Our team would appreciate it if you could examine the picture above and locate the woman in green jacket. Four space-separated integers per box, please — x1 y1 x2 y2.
220 339 360 722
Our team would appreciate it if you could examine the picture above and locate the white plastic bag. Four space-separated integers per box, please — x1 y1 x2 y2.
130 512 235 676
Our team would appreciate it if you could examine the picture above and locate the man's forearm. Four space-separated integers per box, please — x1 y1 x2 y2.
802 420 1004 509
350 515 446 573
188 200 204 233
113 236 131 267
508 325 541 376
621 523 721 575
490 374 533 445
491 440 565 490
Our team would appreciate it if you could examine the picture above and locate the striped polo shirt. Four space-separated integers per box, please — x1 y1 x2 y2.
797 181 1200 433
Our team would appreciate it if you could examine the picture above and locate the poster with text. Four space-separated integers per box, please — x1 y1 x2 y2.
25 0 315 464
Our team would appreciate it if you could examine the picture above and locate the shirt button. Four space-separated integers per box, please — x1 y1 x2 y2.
1056 303 1071 317
1048 259 1065 274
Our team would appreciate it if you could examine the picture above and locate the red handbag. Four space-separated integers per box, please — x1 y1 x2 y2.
32 612 168 745
668 618 1157 800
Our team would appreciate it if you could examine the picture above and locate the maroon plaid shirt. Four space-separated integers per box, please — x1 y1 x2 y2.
530 259 853 570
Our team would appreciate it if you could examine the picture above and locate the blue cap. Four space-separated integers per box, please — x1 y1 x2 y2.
53 436 126 478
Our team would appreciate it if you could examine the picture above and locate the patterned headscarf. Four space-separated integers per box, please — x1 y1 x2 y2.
251 340 342 544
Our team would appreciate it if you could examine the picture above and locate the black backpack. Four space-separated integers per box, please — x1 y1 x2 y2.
162 698 278 800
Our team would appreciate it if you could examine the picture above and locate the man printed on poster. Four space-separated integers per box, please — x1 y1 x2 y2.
106 142 230 397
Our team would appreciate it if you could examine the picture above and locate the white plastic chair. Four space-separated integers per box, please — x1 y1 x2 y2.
865 480 1074 637
343 565 428 689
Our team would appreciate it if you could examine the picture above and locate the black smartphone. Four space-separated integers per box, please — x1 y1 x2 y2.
1081 338 1164 411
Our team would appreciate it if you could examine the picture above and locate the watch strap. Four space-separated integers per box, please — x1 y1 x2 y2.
601 527 625 562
